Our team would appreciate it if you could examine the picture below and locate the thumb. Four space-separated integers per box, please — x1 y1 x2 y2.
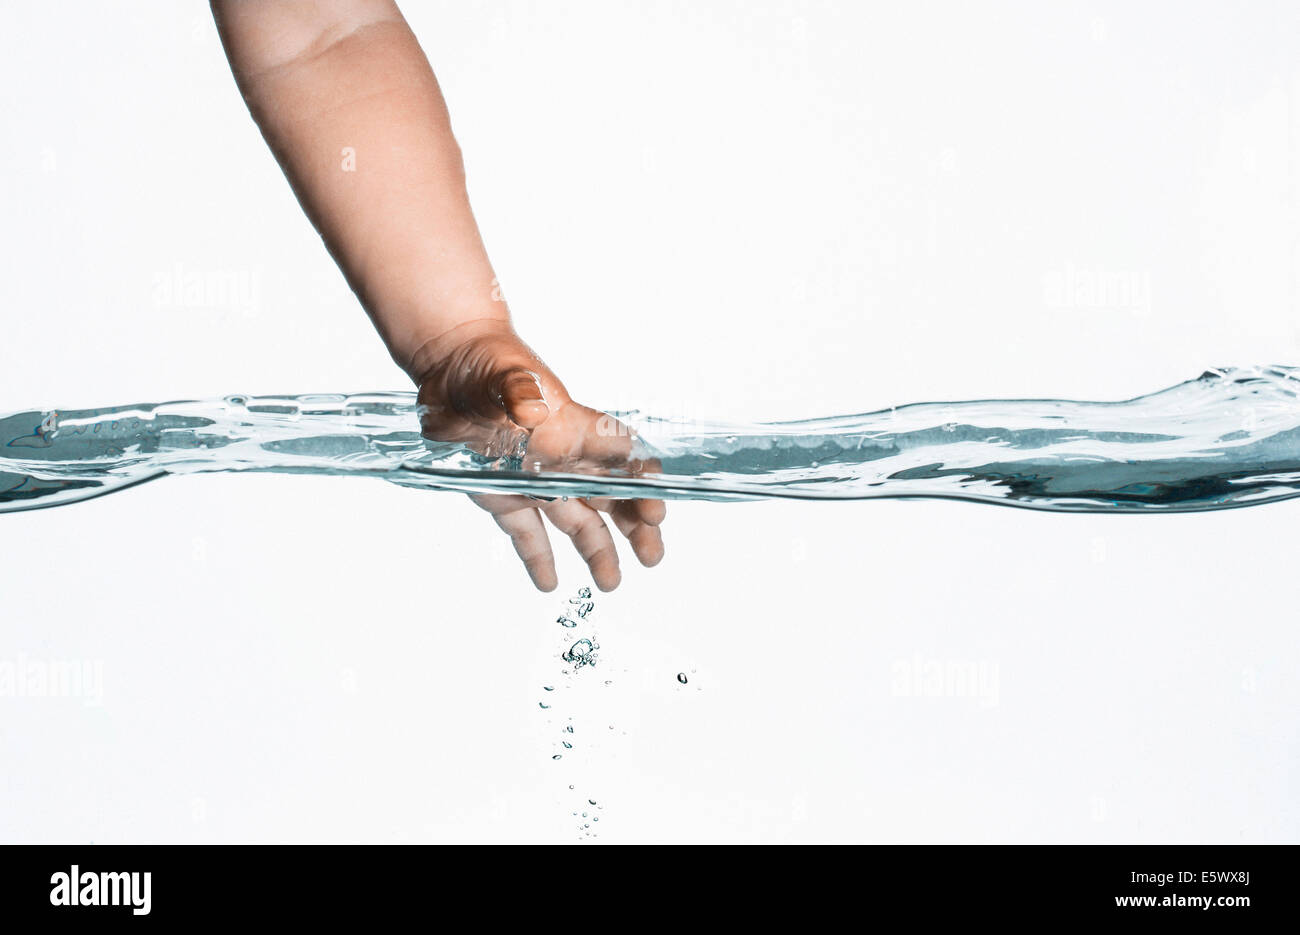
497 368 550 429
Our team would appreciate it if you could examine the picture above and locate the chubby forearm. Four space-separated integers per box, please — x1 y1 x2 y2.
211 0 506 379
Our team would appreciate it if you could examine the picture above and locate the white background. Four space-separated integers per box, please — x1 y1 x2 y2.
1 0 1297 843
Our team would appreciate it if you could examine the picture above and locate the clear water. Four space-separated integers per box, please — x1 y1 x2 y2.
5 365 1300 514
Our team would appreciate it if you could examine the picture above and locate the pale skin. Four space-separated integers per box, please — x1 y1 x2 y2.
211 0 665 591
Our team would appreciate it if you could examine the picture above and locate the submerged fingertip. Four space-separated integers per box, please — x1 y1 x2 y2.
595 570 621 592
636 536 665 566
529 566 558 592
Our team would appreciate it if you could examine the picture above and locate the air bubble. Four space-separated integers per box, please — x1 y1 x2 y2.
562 638 599 670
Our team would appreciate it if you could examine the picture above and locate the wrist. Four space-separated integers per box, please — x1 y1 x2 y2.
401 315 516 386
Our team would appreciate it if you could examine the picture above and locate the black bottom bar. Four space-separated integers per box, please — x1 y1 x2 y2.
0 844 1285 923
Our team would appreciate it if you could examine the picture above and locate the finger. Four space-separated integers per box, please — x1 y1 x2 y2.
541 498 621 591
496 368 550 429
471 492 530 515
588 499 665 568
610 500 665 567
479 499 557 592
587 498 667 566
633 498 666 526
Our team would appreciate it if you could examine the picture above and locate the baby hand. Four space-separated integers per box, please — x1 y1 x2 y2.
412 320 666 591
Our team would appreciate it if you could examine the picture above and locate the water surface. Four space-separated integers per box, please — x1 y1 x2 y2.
4 366 1299 514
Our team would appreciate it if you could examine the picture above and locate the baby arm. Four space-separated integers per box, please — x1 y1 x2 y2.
211 0 664 590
